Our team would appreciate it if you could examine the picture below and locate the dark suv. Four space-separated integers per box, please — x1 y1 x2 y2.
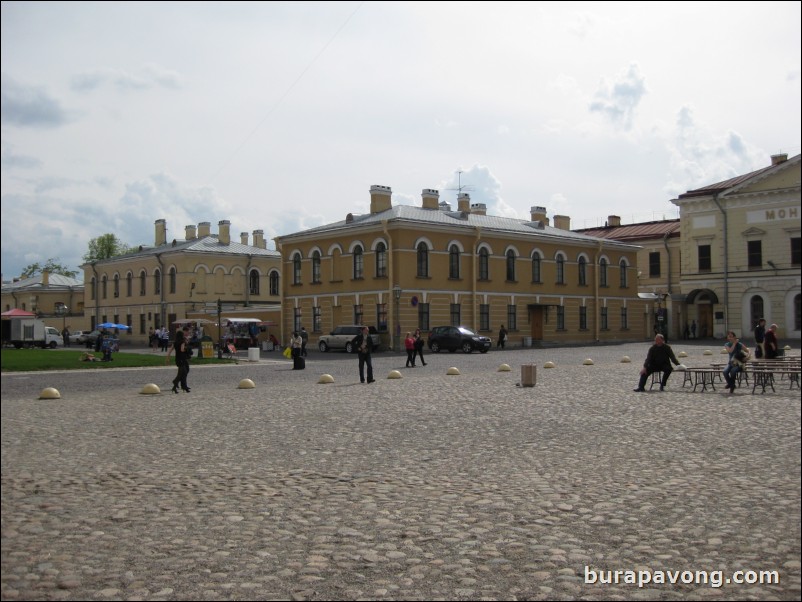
318 325 381 353
428 326 492 353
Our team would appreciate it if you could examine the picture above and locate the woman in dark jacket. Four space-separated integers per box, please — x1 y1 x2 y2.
166 326 191 393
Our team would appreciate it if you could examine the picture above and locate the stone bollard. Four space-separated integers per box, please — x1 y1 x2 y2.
521 364 537 387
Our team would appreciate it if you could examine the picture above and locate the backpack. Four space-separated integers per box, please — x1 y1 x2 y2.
734 345 751 363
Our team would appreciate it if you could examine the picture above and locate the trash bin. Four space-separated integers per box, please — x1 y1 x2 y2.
522 336 532 348
261 340 270 352
521 364 537 387
248 347 260 362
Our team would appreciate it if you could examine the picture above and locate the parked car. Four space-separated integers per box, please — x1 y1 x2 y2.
81 330 104 347
68 330 88 344
428 326 492 353
318 325 381 353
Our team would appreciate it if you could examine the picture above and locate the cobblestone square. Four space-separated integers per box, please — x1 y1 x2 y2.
2 342 800 600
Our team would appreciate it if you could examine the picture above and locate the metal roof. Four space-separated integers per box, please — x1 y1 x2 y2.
574 220 680 242
84 235 280 268
278 205 641 250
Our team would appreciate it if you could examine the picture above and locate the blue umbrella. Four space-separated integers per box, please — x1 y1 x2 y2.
97 322 131 330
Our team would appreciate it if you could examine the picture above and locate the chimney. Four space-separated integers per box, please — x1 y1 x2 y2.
240 232 249 245
185 225 197 240
155 219 167 246
530 206 548 225
457 193 471 212
42 270 50 286
253 230 265 249
218 220 231 245
607 215 621 227
370 185 392 213
771 153 788 166
198 222 211 237
439 200 452 212
471 203 487 215
553 215 571 230
421 188 439 209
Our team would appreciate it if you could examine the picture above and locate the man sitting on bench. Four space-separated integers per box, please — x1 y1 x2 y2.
634 333 681 392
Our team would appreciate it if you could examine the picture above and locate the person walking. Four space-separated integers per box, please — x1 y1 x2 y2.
354 326 375 383
166 326 191 393
723 331 749 394
413 328 427 366
764 323 780 359
62 326 71 347
300 326 309 357
633 333 681 392
754 318 767 359
404 331 416 367
498 325 508 349
690 320 697 339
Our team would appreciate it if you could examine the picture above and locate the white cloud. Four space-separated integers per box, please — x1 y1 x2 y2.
1 1 799 279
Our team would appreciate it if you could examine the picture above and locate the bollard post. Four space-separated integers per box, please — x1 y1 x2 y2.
521 364 537 387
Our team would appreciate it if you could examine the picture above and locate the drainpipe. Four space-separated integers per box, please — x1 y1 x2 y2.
382 220 395 351
473 226 481 332
594 240 602 342
155 253 166 329
245 254 253 306
663 231 672 338
712 193 729 333
273 238 284 346
91 262 99 328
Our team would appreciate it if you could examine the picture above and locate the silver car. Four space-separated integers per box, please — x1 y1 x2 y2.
318 325 381 353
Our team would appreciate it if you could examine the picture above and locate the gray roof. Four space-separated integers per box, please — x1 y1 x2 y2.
2 273 84 292
84 235 280 268
279 205 640 250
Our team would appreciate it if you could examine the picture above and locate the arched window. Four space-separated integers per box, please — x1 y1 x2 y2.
292 253 302 285
532 253 541 283
312 251 321 283
417 242 429 277
169 267 176 294
139 270 147 296
556 254 565 284
578 257 587 286
506 250 516 281
375 243 387 278
353 245 364 279
750 295 764 329
270 271 280 296
101 275 108 299
126 272 133 297
619 259 628 288
449 245 460 279
90 277 96 301
113 274 120 297
599 258 608 287
249 269 260 295
479 248 489 280
153 269 161 295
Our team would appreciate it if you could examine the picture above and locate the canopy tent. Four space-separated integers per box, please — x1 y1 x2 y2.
1 308 36 317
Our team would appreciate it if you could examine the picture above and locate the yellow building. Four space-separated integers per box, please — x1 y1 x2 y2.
275 186 649 351
80 219 282 346
575 217 683 340
1 271 85 335
671 153 801 342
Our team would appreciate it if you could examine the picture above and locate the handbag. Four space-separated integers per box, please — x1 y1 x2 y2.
283 346 292 359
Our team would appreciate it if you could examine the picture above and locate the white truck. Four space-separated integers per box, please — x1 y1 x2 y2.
5 318 64 349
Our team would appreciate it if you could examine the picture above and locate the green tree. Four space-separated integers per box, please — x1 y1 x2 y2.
20 259 78 279
83 233 132 263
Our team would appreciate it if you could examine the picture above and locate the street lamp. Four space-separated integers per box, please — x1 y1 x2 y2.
393 285 402 352
54 302 69 335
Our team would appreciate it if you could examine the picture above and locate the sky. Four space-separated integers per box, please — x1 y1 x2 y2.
2 1 800 282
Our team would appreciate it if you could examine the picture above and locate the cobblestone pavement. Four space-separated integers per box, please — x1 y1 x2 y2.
2 342 800 601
